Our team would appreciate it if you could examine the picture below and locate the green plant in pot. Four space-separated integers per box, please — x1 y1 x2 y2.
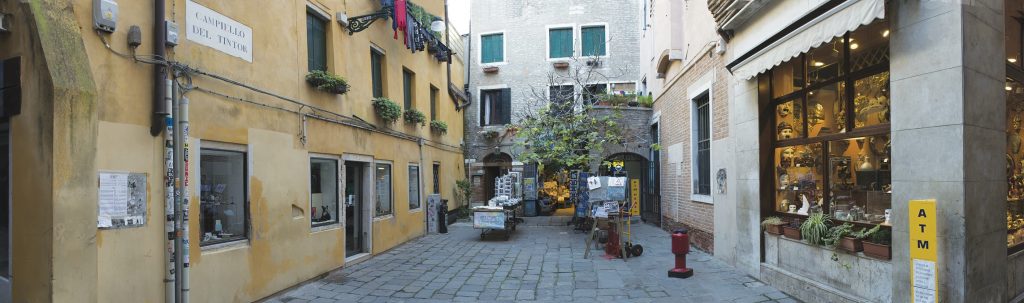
862 225 891 260
839 224 881 253
404 108 426 125
372 97 402 124
305 70 350 94
761 216 785 235
823 223 854 250
637 95 654 108
430 120 448 134
800 213 831 245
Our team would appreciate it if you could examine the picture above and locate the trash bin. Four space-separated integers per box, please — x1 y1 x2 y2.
439 199 449 234
524 200 537 217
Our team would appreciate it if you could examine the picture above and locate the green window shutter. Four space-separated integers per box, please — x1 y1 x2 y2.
582 26 606 56
306 13 327 72
371 50 383 98
430 86 438 120
482 34 504 63
549 28 572 58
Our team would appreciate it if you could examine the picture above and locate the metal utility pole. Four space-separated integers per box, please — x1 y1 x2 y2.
171 76 191 303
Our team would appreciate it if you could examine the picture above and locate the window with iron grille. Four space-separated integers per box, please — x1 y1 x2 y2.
693 93 711 196
306 12 328 72
432 163 440 194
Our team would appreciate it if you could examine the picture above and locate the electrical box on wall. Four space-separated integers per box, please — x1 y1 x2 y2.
165 20 179 46
92 0 118 33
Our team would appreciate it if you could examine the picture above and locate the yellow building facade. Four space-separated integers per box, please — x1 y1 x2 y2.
0 0 465 302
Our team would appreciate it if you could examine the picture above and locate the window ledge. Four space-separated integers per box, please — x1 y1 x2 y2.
409 207 424 214
480 62 508 67
373 214 395 222
311 223 342 233
691 194 713 204
201 239 249 254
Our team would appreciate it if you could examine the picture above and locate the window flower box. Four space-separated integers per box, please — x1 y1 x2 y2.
372 97 402 124
305 70 350 95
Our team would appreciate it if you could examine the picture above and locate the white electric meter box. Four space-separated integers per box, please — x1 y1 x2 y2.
165 20 180 46
93 0 118 33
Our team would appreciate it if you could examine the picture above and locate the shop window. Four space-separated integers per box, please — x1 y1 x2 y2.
310 158 339 227
806 36 844 85
1008 1 1024 252
775 98 804 141
692 93 711 196
306 12 328 72
200 148 248 246
582 25 607 56
430 85 439 121
371 49 386 98
403 69 415 110
807 82 846 136
409 165 421 210
549 27 573 59
481 33 504 63
375 163 393 217
765 19 890 225
853 72 890 128
480 88 511 126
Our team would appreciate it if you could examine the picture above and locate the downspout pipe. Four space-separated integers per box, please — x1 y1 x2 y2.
151 0 169 136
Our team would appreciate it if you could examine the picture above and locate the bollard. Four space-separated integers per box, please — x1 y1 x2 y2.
668 228 694 278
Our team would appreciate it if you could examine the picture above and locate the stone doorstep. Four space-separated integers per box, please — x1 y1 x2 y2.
760 263 869 303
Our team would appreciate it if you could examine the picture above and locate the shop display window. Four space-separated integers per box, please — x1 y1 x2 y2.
771 59 804 99
1008 0 1024 70
310 158 339 227
776 98 803 141
853 72 890 128
200 148 248 246
827 135 891 224
807 82 845 136
806 36 844 86
774 144 823 213
1007 0 1024 253
765 19 890 225
375 163 393 217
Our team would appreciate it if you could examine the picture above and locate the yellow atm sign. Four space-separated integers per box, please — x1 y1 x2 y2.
909 199 938 303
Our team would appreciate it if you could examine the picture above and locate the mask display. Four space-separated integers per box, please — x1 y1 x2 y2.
778 122 796 140
777 102 792 117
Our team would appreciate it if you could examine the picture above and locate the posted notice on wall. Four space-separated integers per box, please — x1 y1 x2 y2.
98 172 147 229
186 0 253 62
909 199 938 303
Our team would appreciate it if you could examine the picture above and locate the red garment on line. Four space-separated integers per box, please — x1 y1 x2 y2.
394 0 408 41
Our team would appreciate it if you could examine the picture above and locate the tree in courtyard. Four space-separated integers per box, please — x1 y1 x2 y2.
511 56 645 173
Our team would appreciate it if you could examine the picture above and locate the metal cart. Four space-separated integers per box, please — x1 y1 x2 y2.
473 205 519 240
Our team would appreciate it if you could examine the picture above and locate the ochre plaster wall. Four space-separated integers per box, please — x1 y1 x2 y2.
6 0 466 301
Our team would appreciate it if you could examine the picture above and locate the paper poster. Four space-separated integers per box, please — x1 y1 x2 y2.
607 177 626 187
587 176 602 190
98 172 147 229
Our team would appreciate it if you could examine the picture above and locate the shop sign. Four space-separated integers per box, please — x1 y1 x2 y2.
909 199 938 303
186 0 253 62
473 211 506 229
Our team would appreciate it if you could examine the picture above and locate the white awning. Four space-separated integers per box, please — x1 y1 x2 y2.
730 0 885 80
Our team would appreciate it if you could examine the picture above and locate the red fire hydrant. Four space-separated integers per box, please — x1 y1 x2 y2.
668 229 694 278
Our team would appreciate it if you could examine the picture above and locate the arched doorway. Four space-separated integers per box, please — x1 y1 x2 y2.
480 153 513 203
598 153 652 222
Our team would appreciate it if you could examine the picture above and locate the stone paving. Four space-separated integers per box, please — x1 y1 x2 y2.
265 217 797 303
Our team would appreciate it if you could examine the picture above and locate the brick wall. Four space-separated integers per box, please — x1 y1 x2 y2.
653 49 729 253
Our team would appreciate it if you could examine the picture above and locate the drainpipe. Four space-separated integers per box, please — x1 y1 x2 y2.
151 0 169 136
163 79 175 303
172 76 191 303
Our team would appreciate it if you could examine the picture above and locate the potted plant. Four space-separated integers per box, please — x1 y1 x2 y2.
842 224 881 253
823 223 854 251
404 108 426 125
305 70 349 94
761 216 785 235
800 213 831 245
862 225 891 260
430 120 448 134
782 219 802 240
638 95 654 108
372 97 402 124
